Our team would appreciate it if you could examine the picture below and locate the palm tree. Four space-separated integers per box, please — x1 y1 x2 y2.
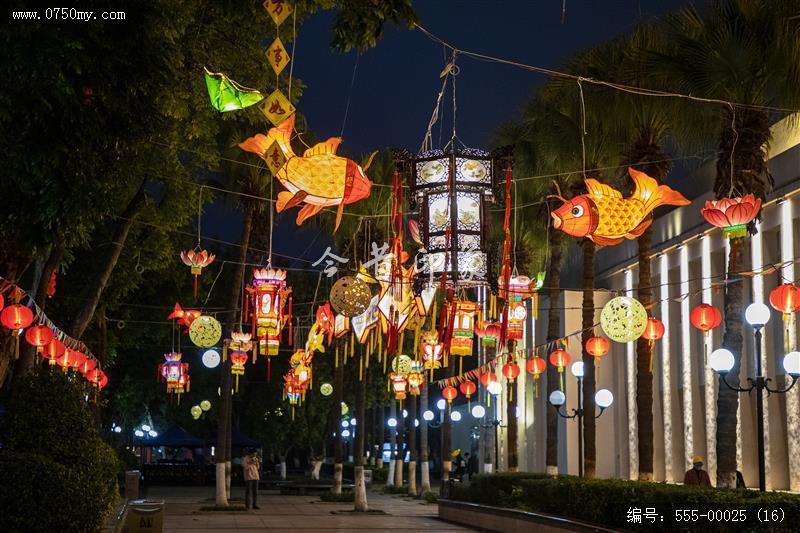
651 0 800 487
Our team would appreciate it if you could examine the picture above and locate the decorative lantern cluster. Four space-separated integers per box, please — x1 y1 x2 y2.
246 268 292 359
159 352 190 400
404 147 500 287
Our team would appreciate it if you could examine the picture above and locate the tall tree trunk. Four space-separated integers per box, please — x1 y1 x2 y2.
16 241 65 377
581 239 597 478
545 227 564 475
354 363 368 511
216 203 254 506
408 393 418 495
394 401 405 487
635 224 655 481
70 182 148 340
332 344 344 494
419 384 431 493
506 340 519 472
377 404 385 468
716 239 744 487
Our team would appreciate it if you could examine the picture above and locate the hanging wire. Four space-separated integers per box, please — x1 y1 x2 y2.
340 52 360 138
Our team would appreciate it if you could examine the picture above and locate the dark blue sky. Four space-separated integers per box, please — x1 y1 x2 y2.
295 0 693 156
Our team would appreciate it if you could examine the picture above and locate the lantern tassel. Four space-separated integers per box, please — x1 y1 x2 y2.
267 358 271 383
193 275 198 299
649 339 654 374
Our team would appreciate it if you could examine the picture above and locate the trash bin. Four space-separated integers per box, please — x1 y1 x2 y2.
123 499 164 533
125 470 140 500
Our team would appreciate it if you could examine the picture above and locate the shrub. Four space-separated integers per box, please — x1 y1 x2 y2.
371 467 388 484
320 491 355 502
422 491 438 504
0 369 121 532
383 485 408 495
449 473 800 532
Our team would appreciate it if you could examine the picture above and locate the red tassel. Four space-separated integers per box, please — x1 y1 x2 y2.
267 358 271 383
193 275 198 299
288 297 293 346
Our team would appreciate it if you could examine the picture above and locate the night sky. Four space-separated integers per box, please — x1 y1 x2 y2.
209 1 697 269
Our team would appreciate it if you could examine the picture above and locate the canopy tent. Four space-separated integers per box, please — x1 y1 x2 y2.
231 428 261 448
135 425 205 448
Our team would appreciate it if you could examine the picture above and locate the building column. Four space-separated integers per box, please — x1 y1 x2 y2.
679 245 694 473
625 269 638 480
659 253 674 482
701 235 718 485
782 199 800 490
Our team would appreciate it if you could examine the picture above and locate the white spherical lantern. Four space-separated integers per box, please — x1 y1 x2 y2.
595 389 614 409
709 348 735 373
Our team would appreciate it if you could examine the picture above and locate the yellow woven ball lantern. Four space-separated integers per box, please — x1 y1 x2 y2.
189 315 222 348
600 296 647 343
329 276 372 317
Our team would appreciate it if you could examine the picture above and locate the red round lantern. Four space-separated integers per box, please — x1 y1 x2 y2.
548 349 571 371
770 284 800 317
0 293 4 312
459 381 477 399
642 317 665 341
55 352 72 370
68 350 86 371
525 356 546 377
79 356 97 375
25 325 53 350
87 369 108 389
41 338 65 361
1 304 34 331
442 385 458 403
690 304 722 333
479 371 497 387
502 361 520 382
585 336 610 358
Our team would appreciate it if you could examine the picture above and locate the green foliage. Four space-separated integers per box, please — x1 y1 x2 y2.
383 484 409 495
371 466 388 484
450 473 800 532
330 0 418 52
422 490 438 504
0 369 121 532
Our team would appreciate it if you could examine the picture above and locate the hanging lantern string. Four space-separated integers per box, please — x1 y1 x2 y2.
413 23 800 116
0 275 99 364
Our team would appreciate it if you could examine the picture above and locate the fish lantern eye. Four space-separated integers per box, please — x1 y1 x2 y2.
571 205 584 217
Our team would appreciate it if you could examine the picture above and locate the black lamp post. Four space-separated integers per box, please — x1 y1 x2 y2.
548 362 613 478
710 302 800 492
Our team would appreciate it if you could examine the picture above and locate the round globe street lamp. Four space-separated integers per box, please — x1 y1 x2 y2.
710 303 799 492
548 363 614 478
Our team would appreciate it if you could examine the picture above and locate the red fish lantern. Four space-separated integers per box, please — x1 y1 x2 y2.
450 299 478 373
701 195 761 239
459 380 477 408
770 284 800 319
239 115 373 232
247 268 292 359
180 249 216 297
41 338 65 365
168 303 201 329
690 304 722 334
475 321 502 349
442 385 458 405
25 325 53 353
159 352 190 399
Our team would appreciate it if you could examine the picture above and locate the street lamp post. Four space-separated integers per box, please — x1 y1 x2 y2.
548 362 614 478
710 302 800 492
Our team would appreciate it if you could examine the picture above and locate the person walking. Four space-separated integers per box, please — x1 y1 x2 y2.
243 448 261 510
683 456 711 487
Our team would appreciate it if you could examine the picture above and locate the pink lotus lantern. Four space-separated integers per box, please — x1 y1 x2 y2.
181 249 216 297
701 195 761 239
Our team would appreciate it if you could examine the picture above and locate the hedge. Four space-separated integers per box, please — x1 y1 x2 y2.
449 473 800 532
0 369 121 532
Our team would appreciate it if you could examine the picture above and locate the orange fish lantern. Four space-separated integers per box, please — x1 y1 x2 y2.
239 114 373 232
181 249 216 298
159 352 190 400
247 268 292 360
551 168 689 246
168 303 201 330
701 195 761 239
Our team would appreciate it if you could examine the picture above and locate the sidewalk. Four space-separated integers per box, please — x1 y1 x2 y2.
144 486 475 532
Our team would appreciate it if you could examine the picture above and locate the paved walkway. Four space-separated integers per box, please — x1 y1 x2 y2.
144 486 475 532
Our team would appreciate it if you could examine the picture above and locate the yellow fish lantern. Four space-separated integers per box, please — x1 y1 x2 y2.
239 115 373 232
550 168 690 246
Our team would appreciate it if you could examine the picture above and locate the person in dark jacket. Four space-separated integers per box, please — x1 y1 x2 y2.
684 456 711 487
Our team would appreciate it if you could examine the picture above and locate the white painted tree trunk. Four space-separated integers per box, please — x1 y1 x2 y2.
354 466 368 511
386 458 395 486
280 461 287 480
421 461 431 493
394 458 403 487
483 462 493 474
215 462 228 506
442 460 452 482
311 460 322 480
332 463 343 494
225 461 231 500
408 460 417 496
